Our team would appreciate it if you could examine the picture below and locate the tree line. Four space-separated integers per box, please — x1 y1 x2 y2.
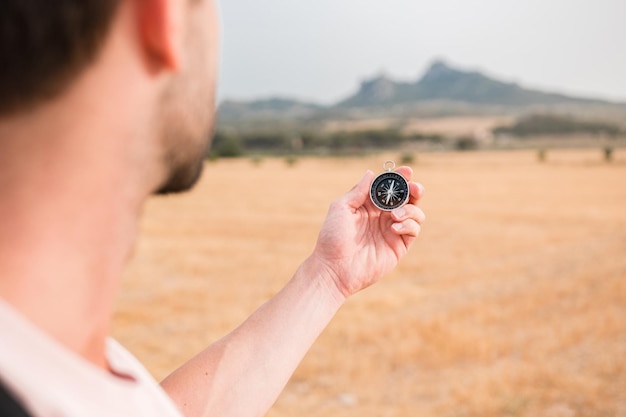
209 114 623 158
493 114 622 137
208 129 444 158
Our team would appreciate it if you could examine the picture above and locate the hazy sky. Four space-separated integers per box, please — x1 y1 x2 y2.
217 0 626 105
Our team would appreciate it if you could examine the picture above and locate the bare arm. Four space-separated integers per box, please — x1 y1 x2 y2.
160 167 425 417
160 258 344 417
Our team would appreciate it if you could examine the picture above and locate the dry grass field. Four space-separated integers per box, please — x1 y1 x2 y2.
113 149 626 417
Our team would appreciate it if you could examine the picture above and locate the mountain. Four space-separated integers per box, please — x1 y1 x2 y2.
217 60 626 126
336 60 614 108
218 97 323 121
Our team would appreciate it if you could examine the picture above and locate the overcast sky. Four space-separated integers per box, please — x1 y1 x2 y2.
216 0 626 105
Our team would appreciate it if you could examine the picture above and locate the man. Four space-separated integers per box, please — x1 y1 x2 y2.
0 1 425 416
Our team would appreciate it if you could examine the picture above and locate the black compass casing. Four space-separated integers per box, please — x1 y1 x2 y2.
369 171 410 211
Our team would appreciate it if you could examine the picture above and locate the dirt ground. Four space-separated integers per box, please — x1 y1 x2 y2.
402 116 513 137
113 149 626 417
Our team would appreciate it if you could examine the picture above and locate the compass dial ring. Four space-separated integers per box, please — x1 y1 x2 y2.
369 171 410 211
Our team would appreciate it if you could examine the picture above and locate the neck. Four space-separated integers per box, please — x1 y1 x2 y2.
0 93 151 370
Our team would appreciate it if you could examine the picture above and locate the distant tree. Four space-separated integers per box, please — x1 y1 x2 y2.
300 132 323 150
327 129 405 151
210 131 243 158
241 132 289 151
455 136 478 151
407 133 443 144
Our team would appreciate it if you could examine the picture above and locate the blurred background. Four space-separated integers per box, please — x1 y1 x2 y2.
210 0 626 158
114 1 626 416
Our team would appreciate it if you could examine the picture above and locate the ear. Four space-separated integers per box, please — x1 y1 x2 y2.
135 0 185 71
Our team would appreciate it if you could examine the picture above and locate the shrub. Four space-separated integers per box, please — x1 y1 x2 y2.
250 156 263 166
400 152 415 165
285 155 298 167
537 148 547 162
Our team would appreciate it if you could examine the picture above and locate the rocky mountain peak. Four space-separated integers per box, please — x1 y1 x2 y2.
358 74 397 102
419 59 457 82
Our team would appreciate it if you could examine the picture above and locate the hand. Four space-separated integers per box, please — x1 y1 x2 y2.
308 166 425 301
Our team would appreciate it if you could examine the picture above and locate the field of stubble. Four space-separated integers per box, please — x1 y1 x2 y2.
113 149 626 417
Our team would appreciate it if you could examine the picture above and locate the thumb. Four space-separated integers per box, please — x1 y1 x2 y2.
344 170 374 209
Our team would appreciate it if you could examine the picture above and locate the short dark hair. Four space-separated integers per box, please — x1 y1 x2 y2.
0 0 120 115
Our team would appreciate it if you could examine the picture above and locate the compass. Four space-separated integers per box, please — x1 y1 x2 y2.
369 161 410 211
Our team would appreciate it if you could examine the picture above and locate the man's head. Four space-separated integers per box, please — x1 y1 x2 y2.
0 0 220 194
0 0 121 115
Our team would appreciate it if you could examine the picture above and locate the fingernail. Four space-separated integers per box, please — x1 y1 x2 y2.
392 207 406 218
392 223 404 232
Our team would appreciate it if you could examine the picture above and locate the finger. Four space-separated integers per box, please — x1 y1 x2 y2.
394 166 424 204
391 205 426 225
391 219 422 238
343 170 375 209
409 181 425 204
394 166 413 182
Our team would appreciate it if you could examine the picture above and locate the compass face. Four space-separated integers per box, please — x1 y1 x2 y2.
370 171 410 211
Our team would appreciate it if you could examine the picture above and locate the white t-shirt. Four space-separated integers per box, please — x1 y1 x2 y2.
0 299 184 417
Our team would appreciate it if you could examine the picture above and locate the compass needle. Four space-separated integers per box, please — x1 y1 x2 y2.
385 180 395 205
